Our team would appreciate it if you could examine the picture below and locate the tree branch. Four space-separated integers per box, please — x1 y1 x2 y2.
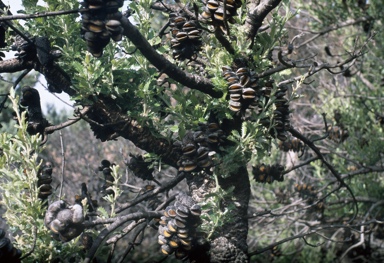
0 58 33 73
288 127 358 223
296 16 373 49
116 172 187 214
0 8 85 21
0 58 75 95
83 211 162 263
214 28 235 55
120 16 222 98
246 0 282 48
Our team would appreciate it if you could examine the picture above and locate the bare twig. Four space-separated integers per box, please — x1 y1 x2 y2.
288 127 358 223
117 221 147 263
296 17 372 49
283 156 320 174
106 219 145 245
59 131 65 199
43 106 90 134
116 172 187 214
83 211 162 262
340 200 384 260
13 69 32 89
248 221 376 256
0 8 86 21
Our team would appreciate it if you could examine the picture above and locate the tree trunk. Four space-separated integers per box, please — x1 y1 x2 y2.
188 166 250 262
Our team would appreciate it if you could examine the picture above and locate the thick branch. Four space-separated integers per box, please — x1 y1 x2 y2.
246 0 282 48
120 16 222 98
214 28 235 55
83 96 180 167
188 167 250 262
0 58 75 95
0 58 33 73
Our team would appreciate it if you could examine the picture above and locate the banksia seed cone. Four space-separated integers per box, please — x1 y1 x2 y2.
158 194 202 259
252 163 284 184
278 138 304 153
294 184 317 199
0 229 22 263
169 11 202 61
270 245 282 260
201 0 242 34
19 86 51 136
37 161 53 202
259 84 291 141
174 122 225 173
80 232 94 251
271 85 290 141
44 200 85 242
75 183 98 212
327 125 349 143
222 65 260 113
127 154 155 181
80 0 124 57
12 35 36 62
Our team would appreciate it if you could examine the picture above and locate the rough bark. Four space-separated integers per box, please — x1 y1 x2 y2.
246 0 282 47
120 16 223 99
85 96 180 167
188 166 251 262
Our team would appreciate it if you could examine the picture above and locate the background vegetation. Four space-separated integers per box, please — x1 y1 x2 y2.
0 0 383 262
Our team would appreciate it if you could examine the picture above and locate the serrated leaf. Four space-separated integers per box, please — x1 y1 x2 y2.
97 206 109 219
241 122 247 139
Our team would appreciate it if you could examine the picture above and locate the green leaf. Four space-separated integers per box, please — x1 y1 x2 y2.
97 206 109 219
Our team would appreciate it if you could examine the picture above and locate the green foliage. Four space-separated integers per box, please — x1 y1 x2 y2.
1 0 384 261
199 174 236 239
0 91 83 262
101 164 123 217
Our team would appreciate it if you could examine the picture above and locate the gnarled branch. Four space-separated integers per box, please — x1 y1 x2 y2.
246 0 282 48
120 16 223 98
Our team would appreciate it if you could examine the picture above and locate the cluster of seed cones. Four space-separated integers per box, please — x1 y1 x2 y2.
19 86 52 136
278 138 304 153
294 183 324 216
0 229 22 263
44 200 85 242
252 163 284 184
174 122 225 173
223 66 260 113
37 161 53 202
158 195 202 259
270 85 290 141
12 35 38 63
126 153 155 181
169 12 202 61
80 0 124 57
294 183 317 199
201 0 242 33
